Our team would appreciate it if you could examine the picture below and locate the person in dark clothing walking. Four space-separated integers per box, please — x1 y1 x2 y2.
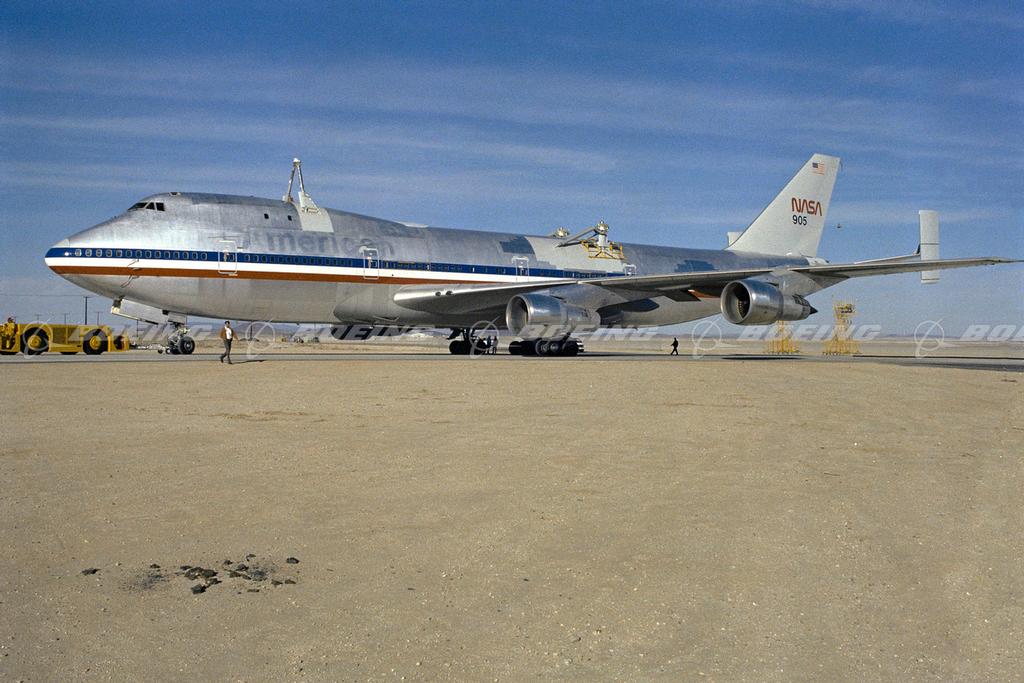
670 337 679 355
219 321 235 364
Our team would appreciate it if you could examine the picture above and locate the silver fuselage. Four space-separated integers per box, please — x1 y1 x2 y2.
46 192 809 327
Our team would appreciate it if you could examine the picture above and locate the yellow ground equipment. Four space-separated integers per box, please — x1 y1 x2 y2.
765 320 800 354
0 322 131 356
823 302 860 356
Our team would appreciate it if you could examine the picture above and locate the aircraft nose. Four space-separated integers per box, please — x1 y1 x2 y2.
44 236 86 286
45 238 73 268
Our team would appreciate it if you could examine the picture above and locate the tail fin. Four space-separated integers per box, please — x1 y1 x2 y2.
726 153 839 257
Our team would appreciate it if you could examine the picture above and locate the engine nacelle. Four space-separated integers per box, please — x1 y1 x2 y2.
720 279 816 325
506 293 598 337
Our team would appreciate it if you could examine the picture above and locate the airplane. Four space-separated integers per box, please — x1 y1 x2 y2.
44 154 1019 356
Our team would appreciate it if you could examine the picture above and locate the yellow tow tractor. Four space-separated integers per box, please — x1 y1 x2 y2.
0 321 131 356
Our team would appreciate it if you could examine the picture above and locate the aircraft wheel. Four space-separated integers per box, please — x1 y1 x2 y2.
177 336 196 355
83 330 107 355
507 340 523 355
449 340 469 355
562 340 580 356
22 329 49 356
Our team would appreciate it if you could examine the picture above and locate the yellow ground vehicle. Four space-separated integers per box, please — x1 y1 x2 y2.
0 322 131 356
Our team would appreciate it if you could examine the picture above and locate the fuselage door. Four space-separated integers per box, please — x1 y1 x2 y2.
362 247 380 280
218 240 238 276
513 256 529 282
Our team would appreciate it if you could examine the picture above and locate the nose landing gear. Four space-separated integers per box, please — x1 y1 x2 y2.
163 324 195 355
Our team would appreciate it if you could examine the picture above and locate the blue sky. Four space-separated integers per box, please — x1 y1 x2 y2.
1 0 1021 334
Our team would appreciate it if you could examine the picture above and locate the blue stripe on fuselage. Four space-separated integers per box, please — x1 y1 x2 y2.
45 247 626 279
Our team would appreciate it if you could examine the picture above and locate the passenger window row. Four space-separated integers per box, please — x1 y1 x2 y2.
74 248 208 261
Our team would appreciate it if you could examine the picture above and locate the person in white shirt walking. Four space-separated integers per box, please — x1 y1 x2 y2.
219 321 235 364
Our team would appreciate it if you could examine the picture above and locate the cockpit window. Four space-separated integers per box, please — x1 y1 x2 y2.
129 201 166 212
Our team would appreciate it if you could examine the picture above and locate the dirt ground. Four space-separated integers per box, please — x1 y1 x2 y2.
1 358 1022 681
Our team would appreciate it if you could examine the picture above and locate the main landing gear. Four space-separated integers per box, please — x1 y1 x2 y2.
447 328 496 355
161 324 196 355
508 338 581 357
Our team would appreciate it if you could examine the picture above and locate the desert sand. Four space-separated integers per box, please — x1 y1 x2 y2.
1 358 1022 680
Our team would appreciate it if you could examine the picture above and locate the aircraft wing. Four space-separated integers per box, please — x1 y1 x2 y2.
393 279 577 314
588 256 1020 293
393 256 1019 314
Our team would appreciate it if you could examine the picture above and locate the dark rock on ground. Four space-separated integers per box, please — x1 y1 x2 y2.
183 567 218 580
286 557 300 564
81 568 100 575
190 584 206 594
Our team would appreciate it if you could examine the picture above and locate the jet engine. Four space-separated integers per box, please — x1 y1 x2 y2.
720 279 816 325
506 293 598 337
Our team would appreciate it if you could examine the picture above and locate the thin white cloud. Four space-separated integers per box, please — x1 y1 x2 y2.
4 53 1019 180
736 0 1024 31
0 114 619 173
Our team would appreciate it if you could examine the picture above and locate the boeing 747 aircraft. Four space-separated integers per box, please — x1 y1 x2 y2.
44 154 1018 355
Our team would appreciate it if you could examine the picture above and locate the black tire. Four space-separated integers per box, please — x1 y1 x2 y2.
449 340 469 355
507 340 523 355
22 329 49 356
83 330 107 355
177 336 196 355
61 351 78 355
562 340 580 356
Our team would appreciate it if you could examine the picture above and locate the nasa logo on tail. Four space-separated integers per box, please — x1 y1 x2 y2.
790 198 823 216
